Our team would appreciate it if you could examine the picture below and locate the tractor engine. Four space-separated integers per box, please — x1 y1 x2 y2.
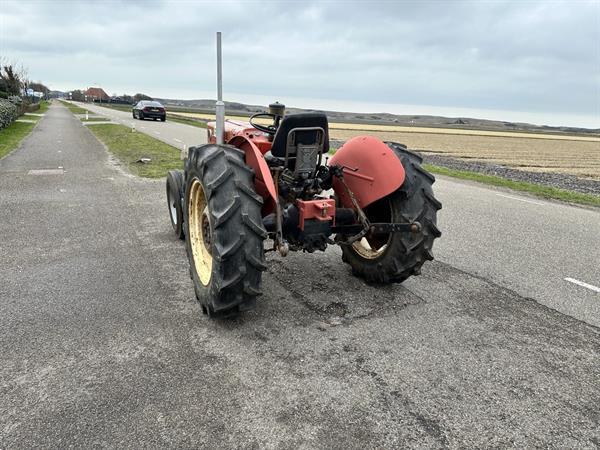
260 105 344 252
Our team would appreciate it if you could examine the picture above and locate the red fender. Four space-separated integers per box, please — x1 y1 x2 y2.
330 136 405 209
228 135 277 215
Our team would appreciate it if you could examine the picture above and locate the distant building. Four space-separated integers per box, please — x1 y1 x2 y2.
84 87 110 102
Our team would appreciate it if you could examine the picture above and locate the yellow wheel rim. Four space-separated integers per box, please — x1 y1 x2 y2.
188 178 213 286
352 237 389 260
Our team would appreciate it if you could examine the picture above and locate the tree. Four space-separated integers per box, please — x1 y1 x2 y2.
0 65 23 96
133 93 153 102
70 90 85 101
29 81 50 96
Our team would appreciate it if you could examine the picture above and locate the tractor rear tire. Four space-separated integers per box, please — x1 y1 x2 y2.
184 144 267 318
166 170 185 240
340 142 442 283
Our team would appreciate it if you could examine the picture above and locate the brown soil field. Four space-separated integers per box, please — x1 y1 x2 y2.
172 112 600 180
329 129 600 180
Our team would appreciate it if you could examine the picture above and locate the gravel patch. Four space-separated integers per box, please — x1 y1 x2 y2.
422 153 600 196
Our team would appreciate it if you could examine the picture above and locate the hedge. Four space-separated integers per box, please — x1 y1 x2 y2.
0 99 19 130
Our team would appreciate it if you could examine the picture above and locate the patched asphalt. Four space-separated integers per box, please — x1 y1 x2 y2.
1 103 599 448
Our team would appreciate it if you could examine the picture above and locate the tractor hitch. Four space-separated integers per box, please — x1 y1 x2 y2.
333 221 422 240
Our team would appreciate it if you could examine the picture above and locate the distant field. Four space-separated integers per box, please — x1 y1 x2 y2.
170 112 600 143
333 129 600 180
69 103 599 180
172 111 600 180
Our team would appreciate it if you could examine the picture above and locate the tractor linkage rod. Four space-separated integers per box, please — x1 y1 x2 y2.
332 222 422 236
330 165 421 244
330 165 370 244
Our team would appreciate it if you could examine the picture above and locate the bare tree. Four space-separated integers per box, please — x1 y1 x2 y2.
0 56 29 96
29 81 50 95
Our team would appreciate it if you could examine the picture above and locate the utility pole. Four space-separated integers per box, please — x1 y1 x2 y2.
215 31 224 145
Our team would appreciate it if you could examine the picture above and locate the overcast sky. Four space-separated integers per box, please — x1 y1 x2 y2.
1 0 599 127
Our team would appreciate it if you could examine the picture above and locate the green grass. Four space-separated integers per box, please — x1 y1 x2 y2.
0 121 36 159
22 113 42 122
37 101 50 114
168 115 207 128
424 164 600 207
59 100 89 114
86 123 182 177
98 103 132 112
80 117 109 122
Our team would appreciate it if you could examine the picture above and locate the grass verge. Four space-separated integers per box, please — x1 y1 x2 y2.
168 115 207 128
37 101 50 114
0 121 36 160
22 114 42 122
98 103 131 112
80 117 110 122
424 164 600 207
59 100 89 114
86 123 182 177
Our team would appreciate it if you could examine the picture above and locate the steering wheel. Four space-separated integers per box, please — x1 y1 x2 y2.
249 112 279 135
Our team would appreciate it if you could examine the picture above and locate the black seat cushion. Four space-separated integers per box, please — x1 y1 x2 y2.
270 113 329 157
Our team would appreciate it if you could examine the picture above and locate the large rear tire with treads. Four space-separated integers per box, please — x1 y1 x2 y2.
184 144 267 318
340 142 442 283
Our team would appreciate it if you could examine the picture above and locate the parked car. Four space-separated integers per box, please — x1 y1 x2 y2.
133 100 166 121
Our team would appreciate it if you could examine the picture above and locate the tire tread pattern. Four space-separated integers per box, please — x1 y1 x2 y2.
340 142 441 283
184 144 267 317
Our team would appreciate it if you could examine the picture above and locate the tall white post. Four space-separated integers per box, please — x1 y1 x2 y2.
215 31 225 145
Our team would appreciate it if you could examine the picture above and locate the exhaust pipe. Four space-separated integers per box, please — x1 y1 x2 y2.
215 31 225 145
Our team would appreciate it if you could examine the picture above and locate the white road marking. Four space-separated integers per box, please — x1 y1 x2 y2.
565 278 600 293
495 193 545 206
173 138 182 143
154 131 161 135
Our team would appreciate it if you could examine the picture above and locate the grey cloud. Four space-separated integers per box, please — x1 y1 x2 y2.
1 0 598 125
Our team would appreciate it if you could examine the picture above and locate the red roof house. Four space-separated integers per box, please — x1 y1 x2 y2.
84 87 110 101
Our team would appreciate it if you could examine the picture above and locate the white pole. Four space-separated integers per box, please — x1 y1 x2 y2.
215 31 225 145
181 143 188 160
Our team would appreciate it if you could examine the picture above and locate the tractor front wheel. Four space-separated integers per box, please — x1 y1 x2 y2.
184 144 267 317
166 169 185 239
340 143 442 283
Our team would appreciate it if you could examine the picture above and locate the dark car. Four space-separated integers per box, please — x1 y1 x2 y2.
133 100 166 121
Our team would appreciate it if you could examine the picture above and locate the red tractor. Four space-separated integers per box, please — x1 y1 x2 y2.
166 102 441 317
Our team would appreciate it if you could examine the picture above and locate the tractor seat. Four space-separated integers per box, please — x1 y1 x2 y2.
270 113 330 158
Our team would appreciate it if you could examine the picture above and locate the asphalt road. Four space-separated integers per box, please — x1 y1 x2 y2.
80 101 600 328
72 101 207 152
1 102 599 448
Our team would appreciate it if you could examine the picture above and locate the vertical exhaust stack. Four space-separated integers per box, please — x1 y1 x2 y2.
215 31 225 145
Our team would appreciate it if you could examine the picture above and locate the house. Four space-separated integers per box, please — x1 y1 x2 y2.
84 87 110 102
